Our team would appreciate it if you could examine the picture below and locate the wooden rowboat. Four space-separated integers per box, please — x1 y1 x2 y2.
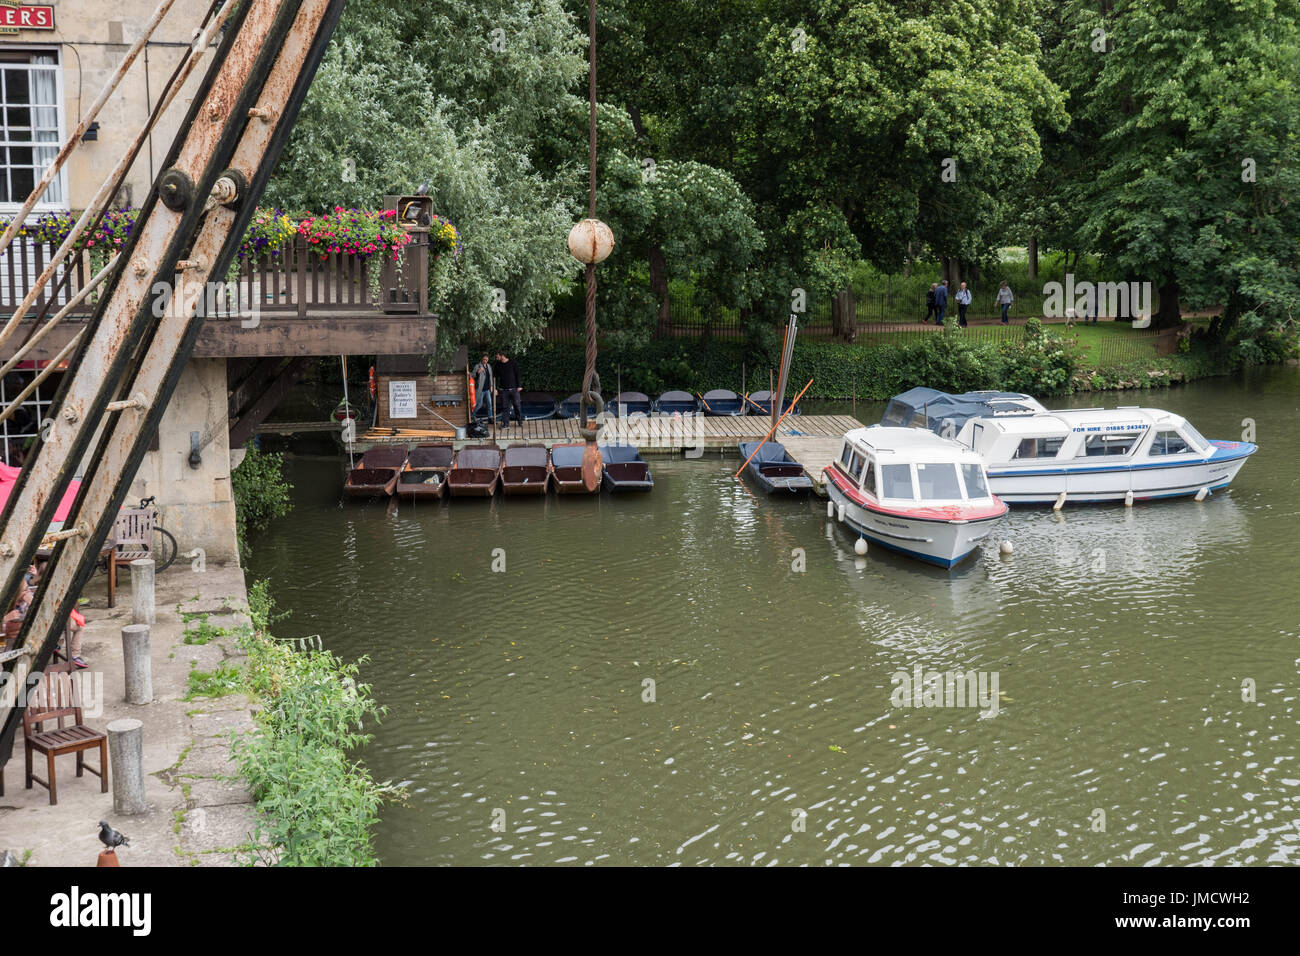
395 443 454 500
446 446 502 497
501 444 551 495
737 441 813 494
550 443 601 494
344 446 408 497
599 443 653 492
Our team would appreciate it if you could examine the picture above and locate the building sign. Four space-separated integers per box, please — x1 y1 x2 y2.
0 3 55 33
388 380 417 419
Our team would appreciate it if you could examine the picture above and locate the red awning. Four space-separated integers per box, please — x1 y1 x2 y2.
0 463 81 522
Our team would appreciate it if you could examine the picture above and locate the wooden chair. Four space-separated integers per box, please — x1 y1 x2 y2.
23 660 107 805
108 508 154 609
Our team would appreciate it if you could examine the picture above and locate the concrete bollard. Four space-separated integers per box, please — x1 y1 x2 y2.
130 558 155 625
120 624 152 705
107 718 146 815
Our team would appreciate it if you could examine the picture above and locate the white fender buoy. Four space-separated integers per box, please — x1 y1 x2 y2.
854 537 868 556
827 500 835 518
1053 491 1067 511
1194 486 1208 501
1124 490 1134 507
837 503 846 522
999 540 1014 556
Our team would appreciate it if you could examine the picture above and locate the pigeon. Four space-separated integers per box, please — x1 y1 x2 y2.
98 820 129 850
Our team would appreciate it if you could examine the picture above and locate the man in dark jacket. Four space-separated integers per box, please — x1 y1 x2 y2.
933 280 949 325
924 284 938 324
495 351 523 428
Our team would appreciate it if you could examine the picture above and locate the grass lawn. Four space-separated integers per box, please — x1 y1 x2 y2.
848 319 1165 368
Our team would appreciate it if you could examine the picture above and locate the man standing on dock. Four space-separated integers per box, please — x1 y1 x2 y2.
495 351 523 429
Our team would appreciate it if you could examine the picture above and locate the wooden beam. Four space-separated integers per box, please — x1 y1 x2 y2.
0 315 438 361
228 357 286 419
228 356 313 447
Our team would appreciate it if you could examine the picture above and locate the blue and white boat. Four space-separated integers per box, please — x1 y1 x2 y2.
746 389 802 417
611 391 653 416
558 391 602 419
824 426 1008 567
702 389 746 416
881 387 1046 436
954 407 1257 504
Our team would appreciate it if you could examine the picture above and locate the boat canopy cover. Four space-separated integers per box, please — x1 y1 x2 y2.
739 441 792 464
504 445 548 467
881 388 1043 434
359 446 409 469
599 444 644 464
613 391 650 403
657 389 696 403
456 447 501 469
703 388 739 401
407 444 453 468
550 444 585 467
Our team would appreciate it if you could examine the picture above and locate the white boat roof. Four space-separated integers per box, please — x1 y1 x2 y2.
844 425 985 464
974 407 1189 436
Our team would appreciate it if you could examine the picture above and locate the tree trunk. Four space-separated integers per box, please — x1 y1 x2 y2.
832 288 857 342
648 245 670 336
1154 278 1181 330
968 261 981 285
1027 236 1038 280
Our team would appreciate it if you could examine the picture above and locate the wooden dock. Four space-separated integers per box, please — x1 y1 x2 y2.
356 413 864 458
779 436 846 496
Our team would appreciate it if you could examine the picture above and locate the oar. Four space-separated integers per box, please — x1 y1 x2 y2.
742 392 767 414
696 392 716 414
734 379 813 479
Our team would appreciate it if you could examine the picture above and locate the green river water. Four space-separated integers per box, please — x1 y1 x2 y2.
247 368 1299 866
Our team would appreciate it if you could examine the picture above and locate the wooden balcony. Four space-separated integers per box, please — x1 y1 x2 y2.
0 230 437 360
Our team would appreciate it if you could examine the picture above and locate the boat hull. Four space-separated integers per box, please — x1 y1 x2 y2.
602 462 653 492
446 469 499 497
501 467 550 495
987 441 1256 504
344 468 398 498
825 473 1003 567
396 468 448 499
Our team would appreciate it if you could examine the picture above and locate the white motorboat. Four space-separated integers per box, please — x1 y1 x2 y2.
953 407 1257 504
823 426 1008 567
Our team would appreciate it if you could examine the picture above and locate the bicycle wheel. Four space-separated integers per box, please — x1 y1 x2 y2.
153 527 178 573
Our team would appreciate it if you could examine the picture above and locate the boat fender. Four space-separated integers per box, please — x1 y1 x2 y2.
999 540 1014 556
854 537 868 556
368 366 377 398
827 500 834 518
837 503 845 522
1124 490 1134 507
467 375 476 409
1194 486 1208 501
1053 491 1067 511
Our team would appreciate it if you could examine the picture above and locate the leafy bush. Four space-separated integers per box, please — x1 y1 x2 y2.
231 445 293 560
234 581 392 867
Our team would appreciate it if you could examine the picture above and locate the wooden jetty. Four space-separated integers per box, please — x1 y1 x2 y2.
355 413 864 458
778 436 847 497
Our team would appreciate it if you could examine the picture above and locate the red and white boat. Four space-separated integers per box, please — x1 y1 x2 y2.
823 426 1008 567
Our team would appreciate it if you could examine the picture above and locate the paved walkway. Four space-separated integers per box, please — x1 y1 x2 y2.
0 564 260 867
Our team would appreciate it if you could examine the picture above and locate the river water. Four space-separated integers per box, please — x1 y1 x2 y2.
247 368 1299 866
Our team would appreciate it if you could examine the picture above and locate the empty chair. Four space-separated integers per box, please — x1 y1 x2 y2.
23 661 107 806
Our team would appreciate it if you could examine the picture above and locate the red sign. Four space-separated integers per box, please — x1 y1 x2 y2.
0 4 54 30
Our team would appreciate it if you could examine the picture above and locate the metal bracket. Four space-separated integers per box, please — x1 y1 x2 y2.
158 168 195 211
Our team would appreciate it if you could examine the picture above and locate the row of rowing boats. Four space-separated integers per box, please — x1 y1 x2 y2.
343 443 655 498
513 389 802 420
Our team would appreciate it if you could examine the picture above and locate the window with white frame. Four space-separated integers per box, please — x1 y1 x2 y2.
0 49 64 208
1 369 60 467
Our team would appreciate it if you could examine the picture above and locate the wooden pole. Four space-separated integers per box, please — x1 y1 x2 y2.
734 378 813 478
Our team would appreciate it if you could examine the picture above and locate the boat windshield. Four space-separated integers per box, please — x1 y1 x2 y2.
961 463 989 498
916 462 962 500
1149 430 1193 456
1181 422 1209 452
880 463 915 500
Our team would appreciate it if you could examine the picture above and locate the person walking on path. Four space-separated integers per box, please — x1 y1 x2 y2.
933 280 949 325
471 353 494 422
955 282 972 327
495 351 523 428
996 282 1014 324
923 284 938 324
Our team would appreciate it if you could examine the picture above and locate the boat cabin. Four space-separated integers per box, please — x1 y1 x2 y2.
833 426 997 507
955 407 1213 467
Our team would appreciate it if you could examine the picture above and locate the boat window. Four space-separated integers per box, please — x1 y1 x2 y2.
849 451 869 481
880 463 915 500
1149 430 1192 456
916 462 962 500
1080 433 1142 457
1013 437 1064 459
862 457 877 496
1180 423 1209 452
960 463 989 499
839 442 853 468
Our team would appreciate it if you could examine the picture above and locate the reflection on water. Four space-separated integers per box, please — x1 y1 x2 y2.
248 369 1300 865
